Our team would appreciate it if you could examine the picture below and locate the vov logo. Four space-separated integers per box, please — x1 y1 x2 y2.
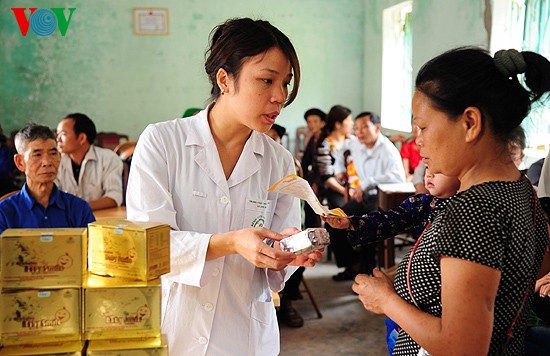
11 8 76 37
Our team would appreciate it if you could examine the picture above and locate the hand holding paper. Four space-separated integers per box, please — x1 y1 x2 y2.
268 174 348 218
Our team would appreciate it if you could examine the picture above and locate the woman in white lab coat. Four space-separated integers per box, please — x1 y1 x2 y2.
126 18 322 355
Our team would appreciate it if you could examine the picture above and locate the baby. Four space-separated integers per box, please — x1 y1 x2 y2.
323 167 460 243
323 167 459 356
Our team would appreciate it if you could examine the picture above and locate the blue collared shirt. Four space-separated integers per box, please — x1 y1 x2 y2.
0 183 95 234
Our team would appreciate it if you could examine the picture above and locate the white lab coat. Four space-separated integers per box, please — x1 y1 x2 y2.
126 108 300 356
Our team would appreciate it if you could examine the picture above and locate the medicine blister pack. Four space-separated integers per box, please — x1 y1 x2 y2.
280 228 330 255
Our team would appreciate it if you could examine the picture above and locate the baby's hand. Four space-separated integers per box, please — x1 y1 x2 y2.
321 216 351 230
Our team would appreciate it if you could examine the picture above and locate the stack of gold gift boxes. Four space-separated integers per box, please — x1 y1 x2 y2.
0 218 171 355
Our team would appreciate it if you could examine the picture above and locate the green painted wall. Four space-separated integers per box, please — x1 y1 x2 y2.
411 0 488 80
1 0 490 149
363 0 488 136
0 0 365 147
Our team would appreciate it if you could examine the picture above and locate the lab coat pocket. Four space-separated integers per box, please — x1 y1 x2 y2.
243 198 274 228
161 281 178 331
249 300 279 354
251 300 275 325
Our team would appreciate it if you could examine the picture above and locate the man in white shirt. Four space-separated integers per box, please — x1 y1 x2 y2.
331 111 406 281
55 113 123 210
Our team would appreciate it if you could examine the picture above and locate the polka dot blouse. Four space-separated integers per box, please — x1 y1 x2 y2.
392 176 548 355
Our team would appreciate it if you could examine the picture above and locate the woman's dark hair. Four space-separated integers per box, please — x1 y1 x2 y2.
205 18 301 107
508 125 526 165
326 105 352 133
14 123 55 154
304 108 327 123
508 125 526 151
415 47 550 143
65 113 97 144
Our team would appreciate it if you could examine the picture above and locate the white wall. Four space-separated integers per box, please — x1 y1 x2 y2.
0 0 366 150
364 0 489 137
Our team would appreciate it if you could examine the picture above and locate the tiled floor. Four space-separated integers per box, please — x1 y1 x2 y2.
279 258 390 356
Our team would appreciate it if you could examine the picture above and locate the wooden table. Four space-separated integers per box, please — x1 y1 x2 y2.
377 183 415 269
93 206 127 220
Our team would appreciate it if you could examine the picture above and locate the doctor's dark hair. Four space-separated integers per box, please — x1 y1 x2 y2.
205 17 301 107
14 123 55 154
415 47 550 144
65 113 97 144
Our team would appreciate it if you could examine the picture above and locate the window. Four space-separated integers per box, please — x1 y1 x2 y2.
491 0 550 152
381 1 413 132
521 0 550 150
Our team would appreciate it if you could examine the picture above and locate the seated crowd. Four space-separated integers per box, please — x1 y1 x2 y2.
1 113 125 210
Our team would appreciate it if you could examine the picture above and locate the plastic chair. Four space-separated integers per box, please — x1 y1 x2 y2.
294 157 304 178
301 276 322 318
294 127 311 160
114 140 137 160
0 190 20 201
113 141 137 206
182 108 202 118
281 133 290 151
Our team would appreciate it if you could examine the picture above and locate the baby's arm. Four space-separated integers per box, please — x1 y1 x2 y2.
345 194 434 246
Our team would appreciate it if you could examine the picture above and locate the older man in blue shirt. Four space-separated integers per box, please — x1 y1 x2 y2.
0 124 94 234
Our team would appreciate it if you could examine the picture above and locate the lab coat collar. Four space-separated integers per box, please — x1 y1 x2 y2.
184 105 211 147
187 104 264 190
184 104 266 157
227 132 262 188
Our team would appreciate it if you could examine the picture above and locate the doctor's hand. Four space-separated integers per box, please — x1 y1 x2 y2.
214 227 297 270
288 249 323 267
272 227 323 268
352 268 396 314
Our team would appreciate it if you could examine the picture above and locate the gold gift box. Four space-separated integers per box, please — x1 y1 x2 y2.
0 288 81 346
83 274 161 340
88 219 170 281
86 335 168 355
1 228 86 289
0 340 84 355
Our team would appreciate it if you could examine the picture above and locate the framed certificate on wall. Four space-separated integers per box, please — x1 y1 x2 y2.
133 8 169 35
